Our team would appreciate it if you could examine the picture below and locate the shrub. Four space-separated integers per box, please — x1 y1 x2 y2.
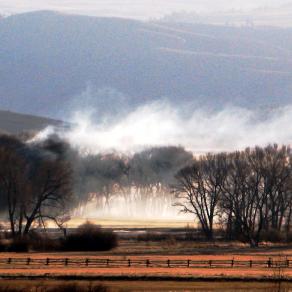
0 233 61 252
0 241 6 252
260 229 284 243
286 231 292 243
28 231 61 251
6 238 29 252
0 283 108 292
137 232 171 242
184 225 198 241
62 221 118 251
45 284 84 292
87 284 108 292
59 284 107 292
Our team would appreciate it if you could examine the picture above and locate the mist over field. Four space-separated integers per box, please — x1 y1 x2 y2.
32 102 292 155
0 0 292 226
26 101 292 221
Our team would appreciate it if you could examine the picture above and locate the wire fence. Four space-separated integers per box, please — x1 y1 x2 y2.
0 258 291 269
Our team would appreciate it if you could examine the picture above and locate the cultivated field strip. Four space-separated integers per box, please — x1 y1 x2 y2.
0 258 291 269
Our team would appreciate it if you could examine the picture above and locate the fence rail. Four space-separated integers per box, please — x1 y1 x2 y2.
0 258 291 269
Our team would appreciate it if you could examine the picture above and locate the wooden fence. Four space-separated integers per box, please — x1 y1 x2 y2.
0 258 291 269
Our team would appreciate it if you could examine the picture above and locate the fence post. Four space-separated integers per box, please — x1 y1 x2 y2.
46 258 50 266
250 260 252 268
27 258 31 265
268 258 272 268
7 258 11 264
128 259 131 267
187 260 190 268
231 259 234 268
85 259 89 266
209 260 212 268
65 258 68 266
146 259 150 267
107 259 110 267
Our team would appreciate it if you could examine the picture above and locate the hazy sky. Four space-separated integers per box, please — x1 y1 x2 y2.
1 0 291 19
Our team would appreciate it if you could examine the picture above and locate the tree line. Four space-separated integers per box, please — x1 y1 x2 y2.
0 134 193 235
1 133 292 247
74 145 193 217
174 145 292 246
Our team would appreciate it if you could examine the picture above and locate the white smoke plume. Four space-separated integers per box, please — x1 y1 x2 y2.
30 102 292 221
34 101 292 155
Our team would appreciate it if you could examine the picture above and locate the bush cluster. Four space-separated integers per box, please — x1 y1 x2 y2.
0 283 108 292
0 222 118 252
62 222 117 252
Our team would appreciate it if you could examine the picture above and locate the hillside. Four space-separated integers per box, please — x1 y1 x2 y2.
161 4 292 27
0 110 62 135
0 11 292 119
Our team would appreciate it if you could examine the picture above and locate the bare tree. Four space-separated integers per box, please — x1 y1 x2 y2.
0 135 72 237
0 136 29 236
22 158 72 235
174 145 292 246
174 153 227 240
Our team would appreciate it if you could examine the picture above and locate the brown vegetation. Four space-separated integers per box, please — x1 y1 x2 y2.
174 145 292 247
0 135 72 238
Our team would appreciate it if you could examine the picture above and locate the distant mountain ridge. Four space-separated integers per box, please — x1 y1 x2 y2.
0 110 62 135
0 11 292 119
161 4 292 28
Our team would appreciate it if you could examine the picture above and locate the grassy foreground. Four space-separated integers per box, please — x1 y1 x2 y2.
1 241 292 281
0 280 289 292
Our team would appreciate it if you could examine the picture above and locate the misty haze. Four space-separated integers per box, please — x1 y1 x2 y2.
0 1 292 290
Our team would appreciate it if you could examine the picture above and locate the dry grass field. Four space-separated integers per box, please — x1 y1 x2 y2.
109 239 292 257
0 266 289 280
1 223 292 283
1 240 292 281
